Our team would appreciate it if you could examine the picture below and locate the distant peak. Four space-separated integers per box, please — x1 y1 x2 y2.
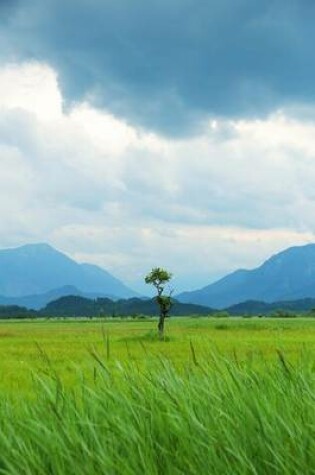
264 242 315 263
22 243 54 250
17 243 58 253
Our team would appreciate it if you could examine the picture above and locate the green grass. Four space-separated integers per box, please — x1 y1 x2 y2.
0 317 314 473
0 316 315 394
0 350 314 474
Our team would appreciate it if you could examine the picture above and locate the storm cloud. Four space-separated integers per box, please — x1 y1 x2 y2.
2 4 315 292
2 0 315 134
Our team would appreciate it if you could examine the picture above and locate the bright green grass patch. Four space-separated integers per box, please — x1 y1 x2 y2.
0 319 314 473
0 352 314 474
0 317 314 394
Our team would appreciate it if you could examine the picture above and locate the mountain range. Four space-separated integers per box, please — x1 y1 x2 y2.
178 244 315 308
2 242 315 313
0 243 136 308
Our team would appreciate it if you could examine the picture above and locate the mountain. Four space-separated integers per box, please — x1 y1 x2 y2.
0 243 136 300
177 243 315 308
42 296 214 317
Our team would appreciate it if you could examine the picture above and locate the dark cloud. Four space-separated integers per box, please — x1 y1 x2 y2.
1 0 315 134
0 0 19 12
0 0 20 25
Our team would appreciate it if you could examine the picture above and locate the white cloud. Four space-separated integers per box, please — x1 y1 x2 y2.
0 62 62 120
1 61 315 292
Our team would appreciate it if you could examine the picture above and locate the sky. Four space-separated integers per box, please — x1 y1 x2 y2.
1 0 315 293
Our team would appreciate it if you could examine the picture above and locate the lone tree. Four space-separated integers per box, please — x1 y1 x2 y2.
145 267 173 338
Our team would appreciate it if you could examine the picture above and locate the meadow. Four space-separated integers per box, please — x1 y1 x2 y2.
0 316 315 393
0 316 314 474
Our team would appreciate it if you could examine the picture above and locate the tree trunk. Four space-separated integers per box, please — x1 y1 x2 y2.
158 314 165 339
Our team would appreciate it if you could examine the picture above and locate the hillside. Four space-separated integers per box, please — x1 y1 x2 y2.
226 298 315 316
177 244 315 308
42 296 214 317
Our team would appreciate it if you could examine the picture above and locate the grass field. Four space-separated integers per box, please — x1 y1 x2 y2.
0 317 314 474
0 316 315 394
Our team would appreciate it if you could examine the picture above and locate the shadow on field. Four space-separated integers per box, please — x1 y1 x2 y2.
119 329 175 343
